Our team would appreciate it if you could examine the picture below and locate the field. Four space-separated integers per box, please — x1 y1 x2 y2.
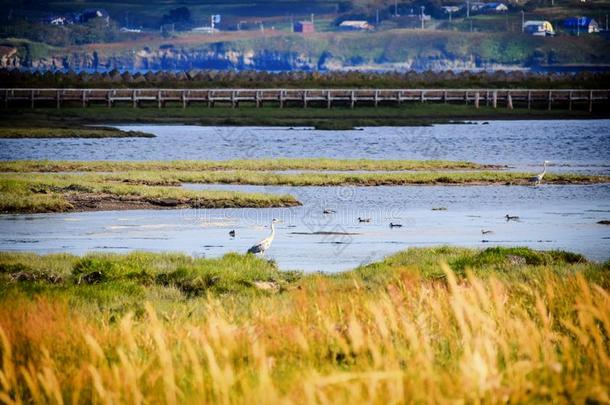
0 246 608 403
1 104 608 131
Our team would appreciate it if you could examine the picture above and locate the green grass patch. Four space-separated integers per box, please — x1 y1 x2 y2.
0 159 491 173
0 127 155 138
0 173 300 213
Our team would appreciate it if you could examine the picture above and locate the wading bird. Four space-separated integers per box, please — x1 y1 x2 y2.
247 218 279 255
530 160 550 186
229 230 236 237
390 223 403 228
481 229 493 235
358 217 371 223
323 209 336 214
505 214 519 221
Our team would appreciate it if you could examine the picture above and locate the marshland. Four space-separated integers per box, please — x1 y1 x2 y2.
1 115 609 404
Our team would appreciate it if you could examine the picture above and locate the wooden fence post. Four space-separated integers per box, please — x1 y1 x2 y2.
374 90 379 107
547 90 552 111
568 91 573 111
492 91 497 109
350 90 355 109
588 90 593 113
326 90 332 109
474 91 480 109
30 89 35 109
527 91 531 111
507 92 513 110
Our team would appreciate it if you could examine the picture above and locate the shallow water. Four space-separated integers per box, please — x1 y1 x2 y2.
1 184 608 272
1 120 609 174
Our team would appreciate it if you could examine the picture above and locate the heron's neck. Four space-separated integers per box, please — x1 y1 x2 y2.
270 222 275 237
542 162 547 175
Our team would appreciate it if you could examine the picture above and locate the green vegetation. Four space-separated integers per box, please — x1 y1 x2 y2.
94 169 610 186
0 159 493 173
3 64 610 90
1 104 607 130
0 247 608 403
0 127 154 138
0 173 300 213
1 159 606 213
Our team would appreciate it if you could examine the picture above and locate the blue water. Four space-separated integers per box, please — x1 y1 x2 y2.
0 120 609 173
1 184 608 272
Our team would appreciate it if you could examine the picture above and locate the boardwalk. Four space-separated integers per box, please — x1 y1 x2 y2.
2 88 609 111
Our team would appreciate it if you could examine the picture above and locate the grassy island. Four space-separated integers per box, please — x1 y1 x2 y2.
0 127 155 138
1 159 608 213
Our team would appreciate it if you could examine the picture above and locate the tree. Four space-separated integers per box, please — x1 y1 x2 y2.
160 7 192 31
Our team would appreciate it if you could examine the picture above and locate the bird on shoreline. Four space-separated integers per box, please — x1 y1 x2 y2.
247 219 279 255
229 230 236 237
481 229 493 235
358 217 371 223
323 208 336 214
505 214 519 221
390 223 403 228
530 160 550 186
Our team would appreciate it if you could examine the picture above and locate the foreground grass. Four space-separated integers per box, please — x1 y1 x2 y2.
0 247 608 403
0 159 492 173
0 127 155 138
0 173 299 213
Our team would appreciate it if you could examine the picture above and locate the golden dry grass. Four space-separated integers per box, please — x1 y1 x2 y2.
0 254 608 404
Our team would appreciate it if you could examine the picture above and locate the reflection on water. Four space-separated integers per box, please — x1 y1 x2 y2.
0 120 609 174
1 185 609 272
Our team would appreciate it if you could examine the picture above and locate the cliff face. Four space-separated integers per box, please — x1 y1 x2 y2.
1 44 505 71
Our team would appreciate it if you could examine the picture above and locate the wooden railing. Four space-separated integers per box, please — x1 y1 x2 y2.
2 88 609 111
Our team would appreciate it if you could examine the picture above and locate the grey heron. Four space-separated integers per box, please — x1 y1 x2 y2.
505 214 519 221
530 160 550 186
247 218 279 255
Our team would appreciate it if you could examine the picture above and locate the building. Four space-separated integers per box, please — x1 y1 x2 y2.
338 20 374 31
563 17 599 34
523 20 555 36
78 9 110 24
294 21 315 34
481 3 508 13
442 6 462 14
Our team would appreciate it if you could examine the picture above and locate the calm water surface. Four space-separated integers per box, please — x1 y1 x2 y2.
0 120 609 173
1 185 608 272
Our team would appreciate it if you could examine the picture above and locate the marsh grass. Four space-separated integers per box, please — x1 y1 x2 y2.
0 127 155 138
102 169 608 186
0 159 489 173
0 173 299 213
0 247 608 404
